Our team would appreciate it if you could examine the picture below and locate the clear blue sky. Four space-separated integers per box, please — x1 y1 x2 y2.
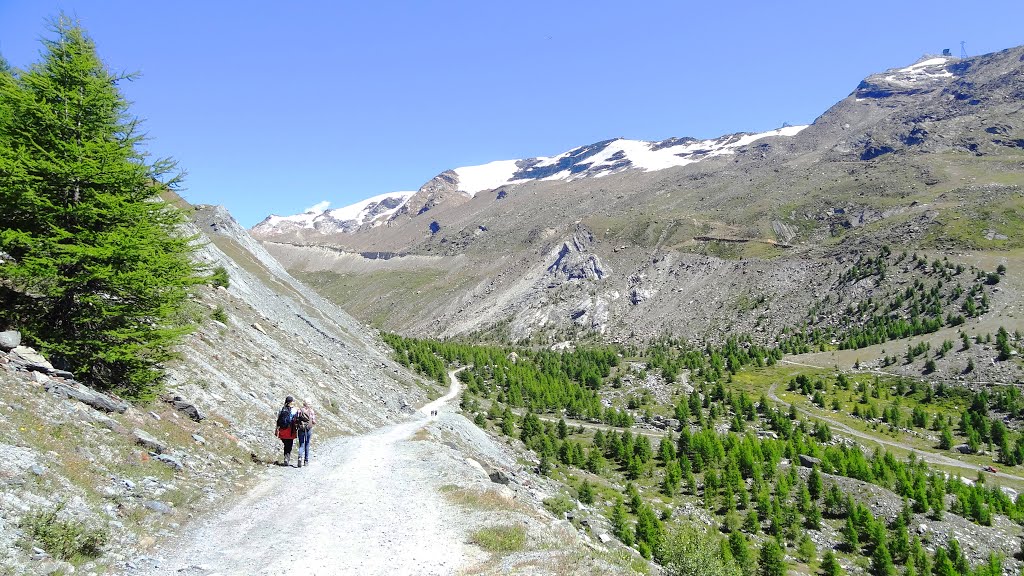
2 1 1022 227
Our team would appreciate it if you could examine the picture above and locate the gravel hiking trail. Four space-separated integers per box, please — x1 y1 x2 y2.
129 373 467 576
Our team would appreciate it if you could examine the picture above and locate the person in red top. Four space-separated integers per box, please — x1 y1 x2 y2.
275 396 298 466
295 400 317 468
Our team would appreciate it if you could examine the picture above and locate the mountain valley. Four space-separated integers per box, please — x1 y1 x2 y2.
2 23 1024 576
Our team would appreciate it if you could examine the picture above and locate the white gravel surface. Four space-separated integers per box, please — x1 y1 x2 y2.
129 377 472 576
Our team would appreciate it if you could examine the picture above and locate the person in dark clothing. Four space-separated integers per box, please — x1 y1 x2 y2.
275 396 298 466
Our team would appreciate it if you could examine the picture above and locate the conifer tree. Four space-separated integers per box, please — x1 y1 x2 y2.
757 539 785 576
870 542 896 576
821 550 842 576
0 16 202 399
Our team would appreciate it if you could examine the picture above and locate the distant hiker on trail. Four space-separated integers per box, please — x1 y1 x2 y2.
295 400 317 468
275 396 297 466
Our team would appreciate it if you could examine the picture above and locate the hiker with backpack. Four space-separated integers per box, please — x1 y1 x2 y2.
295 400 317 468
275 396 298 466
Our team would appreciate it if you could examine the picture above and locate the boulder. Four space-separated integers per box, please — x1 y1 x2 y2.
133 428 167 454
155 453 185 471
43 379 129 413
168 396 205 422
10 345 54 371
488 469 511 485
143 500 173 515
798 454 821 468
93 413 128 434
0 330 20 351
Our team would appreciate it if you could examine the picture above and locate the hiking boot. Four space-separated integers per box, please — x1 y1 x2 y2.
297 457 303 468
284 452 291 467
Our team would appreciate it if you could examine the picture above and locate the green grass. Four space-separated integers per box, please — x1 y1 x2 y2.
729 362 1024 491
925 198 1024 250
469 525 527 554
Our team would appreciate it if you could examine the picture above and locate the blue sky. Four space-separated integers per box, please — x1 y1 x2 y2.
1 1 1022 227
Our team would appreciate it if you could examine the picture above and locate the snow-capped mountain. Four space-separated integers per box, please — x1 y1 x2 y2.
252 126 806 236
251 191 414 237
448 126 807 196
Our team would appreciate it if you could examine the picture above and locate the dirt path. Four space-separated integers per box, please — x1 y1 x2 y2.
129 372 466 576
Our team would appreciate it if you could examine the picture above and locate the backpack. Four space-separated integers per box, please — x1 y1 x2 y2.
276 407 293 429
295 409 311 431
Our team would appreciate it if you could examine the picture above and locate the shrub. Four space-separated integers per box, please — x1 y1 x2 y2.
542 494 575 517
660 525 742 576
208 265 230 288
211 306 228 324
19 504 108 562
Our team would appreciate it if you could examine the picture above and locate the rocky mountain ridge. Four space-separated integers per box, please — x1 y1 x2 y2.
251 46 1024 369
250 127 807 242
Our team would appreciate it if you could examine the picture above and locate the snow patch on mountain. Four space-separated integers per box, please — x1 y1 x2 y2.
252 191 414 235
885 56 953 84
452 160 524 195
451 126 807 197
327 191 416 223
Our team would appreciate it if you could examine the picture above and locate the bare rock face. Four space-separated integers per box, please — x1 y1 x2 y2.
546 229 607 282
392 170 467 220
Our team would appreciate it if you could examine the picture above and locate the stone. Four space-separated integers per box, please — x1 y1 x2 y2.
30 464 45 476
464 457 488 477
169 398 205 422
132 429 167 454
0 330 21 351
10 345 54 371
155 454 184 471
191 434 206 445
143 501 173 515
32 371 50 383
798 454 821 468
92 414 126 434
488 469 511 485
599 533 613 544
43 380 129 413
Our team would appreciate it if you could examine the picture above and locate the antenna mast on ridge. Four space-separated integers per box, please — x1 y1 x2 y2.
960 41 968 58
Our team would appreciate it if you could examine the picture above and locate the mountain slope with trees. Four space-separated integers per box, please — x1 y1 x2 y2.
255 46 1024 387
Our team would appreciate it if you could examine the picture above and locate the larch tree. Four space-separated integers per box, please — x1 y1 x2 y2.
0 16 203 400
